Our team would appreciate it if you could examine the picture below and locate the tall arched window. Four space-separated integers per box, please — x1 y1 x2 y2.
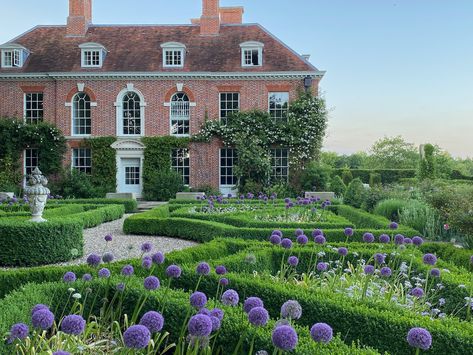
73 92 91 135
122 92 141 135
170 92 190 136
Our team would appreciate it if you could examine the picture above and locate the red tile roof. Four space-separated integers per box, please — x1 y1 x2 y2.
0 24 318 74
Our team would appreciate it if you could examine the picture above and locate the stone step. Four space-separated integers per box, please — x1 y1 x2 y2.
136 201 167 212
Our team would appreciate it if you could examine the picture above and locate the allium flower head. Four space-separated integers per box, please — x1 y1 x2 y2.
272 325 298 351
63 271 76 283
364 265 375 275
31 309 54 330
116 283 125 292
215 265 227 275
244 297 264 313
412 236 424 246
102 252 114 263
98 268 111 278
219 277 229 286
470 255 473 265
141 242 153 253
152 252 165 265
374 253 386 264
363 233 375 243
379 234 390 243
61 315 86 335
407 327 432 350
121 265 134 277
404 237 412 244
196 262 211 275
248 307 269 326
31 304 49 316
123 325 151 349
281 300 302 320
380 266 392 277
411 287 424 298
423 253 437 266
295 228 304 237
394 234 405 245
430 268 441 277
82 273 92 281
166 264 182 278
188 314 212 337
104 234 113 242
338 247 348 256
211 308 224 321
272 230 283 237
86 253 101 267
296 234 308 245
317 262 328 271
312 229 323 237
288 256 299 267
314 234 326 244
144 276 160 290
389 222 399 230
270 234 282 245
53 351 71 355
210 316 221 332
142 256 152 269
9 323 29 342
281 238 292 249
221 289 239 306
310 323 333 343
344 228 354 237
190 291 208 309
139 311 164 333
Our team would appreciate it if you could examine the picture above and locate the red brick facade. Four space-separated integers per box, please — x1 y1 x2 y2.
0 0 324 196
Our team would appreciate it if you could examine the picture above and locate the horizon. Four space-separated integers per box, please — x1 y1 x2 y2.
1 0 471 158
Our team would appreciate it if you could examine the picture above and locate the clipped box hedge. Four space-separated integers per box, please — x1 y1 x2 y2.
332 169 417 184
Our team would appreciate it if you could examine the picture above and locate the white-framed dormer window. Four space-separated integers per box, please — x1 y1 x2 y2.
161 42 186 68
240 41 264 67
79 43 107 68
1 44 29 68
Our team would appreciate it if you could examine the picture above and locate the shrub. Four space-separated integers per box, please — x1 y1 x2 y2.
398 201 444 240
418 143 436 181
344 178 366 208
373 199 407 221
329 176 346 197
239 179 263 195
334 169 417 185
144 169 184 201
361 186 387 212
341 168 353 185
55 170 101 198
369 173 381 187
299 161 331 191
265 182 295 199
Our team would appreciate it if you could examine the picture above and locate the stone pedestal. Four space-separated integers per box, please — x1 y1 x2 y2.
176 192 205 200
24 167 50 223
305 192 335 201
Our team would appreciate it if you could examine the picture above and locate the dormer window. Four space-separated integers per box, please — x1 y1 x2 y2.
161 42 186 68
240 41 264 67
0 44 29 68
79 43 107 68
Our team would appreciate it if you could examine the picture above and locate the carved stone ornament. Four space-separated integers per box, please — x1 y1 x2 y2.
24 167 50 223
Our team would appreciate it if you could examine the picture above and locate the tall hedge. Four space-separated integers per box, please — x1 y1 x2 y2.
333 169 416 185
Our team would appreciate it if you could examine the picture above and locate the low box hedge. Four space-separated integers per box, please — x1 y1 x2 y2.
49 198 137 213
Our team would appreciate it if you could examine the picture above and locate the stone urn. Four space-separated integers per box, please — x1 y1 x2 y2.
24 167 50 223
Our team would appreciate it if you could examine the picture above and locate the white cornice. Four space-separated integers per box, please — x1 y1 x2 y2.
0 70 325 80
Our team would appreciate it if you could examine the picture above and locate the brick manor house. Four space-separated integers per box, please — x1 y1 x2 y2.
0 0 324 197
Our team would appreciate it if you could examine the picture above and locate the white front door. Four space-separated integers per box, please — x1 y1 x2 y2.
119 158 142 196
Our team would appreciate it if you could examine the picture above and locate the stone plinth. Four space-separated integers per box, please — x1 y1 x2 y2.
106 192 136 200
305 192 336 201
176 192 205 200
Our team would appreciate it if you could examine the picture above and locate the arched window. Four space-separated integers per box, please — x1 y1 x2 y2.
170 92 190 136
73 92 91 135
122 92 141 135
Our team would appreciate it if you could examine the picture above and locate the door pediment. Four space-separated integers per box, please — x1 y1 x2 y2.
111 139 145 151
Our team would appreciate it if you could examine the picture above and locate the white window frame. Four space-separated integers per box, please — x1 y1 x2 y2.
170 92 190 137
271 148 289 182
240 41 264 67
219 92 240 125
161 42 186 68
1 45 28 68
72 148 92 174
71 92 92 137
24 148 39 176
268 92 290 123
24 92 44 124
115 86 146 137
79 43 107 68
171 148 190 186
220 148 238 187
81 50 102 68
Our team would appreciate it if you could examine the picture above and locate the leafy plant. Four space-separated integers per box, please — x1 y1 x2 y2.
329 175 346 197
299 161 331 192
144 169 185 201
343 178 366 208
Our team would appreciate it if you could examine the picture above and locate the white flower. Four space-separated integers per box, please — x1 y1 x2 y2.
72 293 82 300
68 288 76 293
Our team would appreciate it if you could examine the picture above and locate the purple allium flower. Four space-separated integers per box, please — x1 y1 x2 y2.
295 229 304 237
98 268 111 278
412 236 424 246
404 238 412 244
63 271 76 283
140 311 164 333
470 255 473 265
199 308 211 316
317 262 328 271
141 242 153 253
219 278 229 286
411 287 424 298
338 247 348 256
82 273 92 281
344 228 354 237
123 325 151 349
423 253 437 266
86 253 101 267
314 235 326 244
116 283 126 292
363 233 375 243
270 234 282 245
281 300 302 320
152 252 165 265
53 352 70 355
9 323 29 342
61 315 86 335
296 234 308 245
31 304 49 316
121 265 134 277
312 229 323 237
210 316 221 332
407 327 432 350
272 230 283 237
374 253 386 265
288 256 299 267
380 267 392 277
104 234 113 242
281 238 293 249
188 314 213 337
31 309 54 330
215 265 227 275
196 262 211 275
221 289 239 306
379 234 390 243
102 252 114 263
166 264 182 278
142 256 152 269
144 276 160 291
284 198 291 204
394 234 405 245
244 297 264 314
272 325 298 351
389 222 399 230
310 323 333 343
364 265 375 275
190 292 208 309
430 268 441 277
248 307 269 326
210 308 224 321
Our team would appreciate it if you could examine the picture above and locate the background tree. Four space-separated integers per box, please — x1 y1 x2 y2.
367 136 418 169
418 143 436 180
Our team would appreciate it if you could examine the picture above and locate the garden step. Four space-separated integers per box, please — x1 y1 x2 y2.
136 201 167 212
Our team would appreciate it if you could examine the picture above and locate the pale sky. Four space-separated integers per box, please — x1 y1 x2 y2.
1 0 472 157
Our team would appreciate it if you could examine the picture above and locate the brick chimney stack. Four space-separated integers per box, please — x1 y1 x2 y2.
66 0 92 37
200 0 220 36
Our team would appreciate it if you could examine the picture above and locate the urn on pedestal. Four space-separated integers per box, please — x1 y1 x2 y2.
24 167 50 223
